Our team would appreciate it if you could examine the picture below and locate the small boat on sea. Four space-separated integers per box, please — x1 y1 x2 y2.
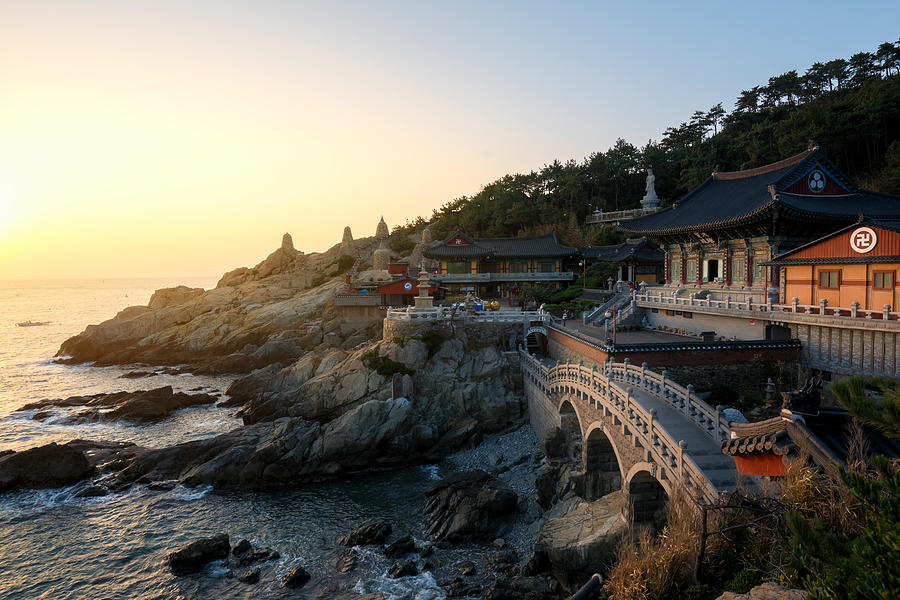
16 320 50 327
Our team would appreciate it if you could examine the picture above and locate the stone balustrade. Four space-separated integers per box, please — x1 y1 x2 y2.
635 289 900 326
386 307 548 323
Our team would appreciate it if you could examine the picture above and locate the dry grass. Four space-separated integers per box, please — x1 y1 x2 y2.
604 488 701 600
780 431 868 538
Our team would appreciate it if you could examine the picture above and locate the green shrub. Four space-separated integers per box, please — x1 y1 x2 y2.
418 328 444 358
360 350 414 378
389 235 415 254
336 254 356 273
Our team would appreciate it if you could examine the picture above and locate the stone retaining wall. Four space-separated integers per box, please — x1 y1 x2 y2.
384 319 524 352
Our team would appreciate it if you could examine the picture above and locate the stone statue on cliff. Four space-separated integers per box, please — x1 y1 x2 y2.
641 169 660 211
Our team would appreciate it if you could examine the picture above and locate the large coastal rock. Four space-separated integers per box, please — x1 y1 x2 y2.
535 492 627 590
104 396 422 488
424 470 518 542
0 443 94 492
18 386 218 423
55 233 380 373
237 330 524 432
716 583 807 600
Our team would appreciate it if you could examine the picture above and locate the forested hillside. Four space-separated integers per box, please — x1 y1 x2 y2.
398 39 900 248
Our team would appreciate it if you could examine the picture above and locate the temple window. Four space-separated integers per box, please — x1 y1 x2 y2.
731 255 746 282
537 260 555 273
448 261 468 274
818 270 840 289
509 261 527 273
670 259 682 281
686 259 698 283
874 271 894 289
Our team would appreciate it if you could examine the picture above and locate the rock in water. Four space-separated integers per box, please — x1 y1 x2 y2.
383 533 416 558
0 443 93 492
338 519 392 546
388 559 418 578
236 567 260 583
281 564 311 588
167 533 230 574
424 470 517 542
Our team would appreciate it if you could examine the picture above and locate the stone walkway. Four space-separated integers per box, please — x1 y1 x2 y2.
626 385 737 490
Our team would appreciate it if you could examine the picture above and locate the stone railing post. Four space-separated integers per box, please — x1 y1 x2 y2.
685 384 694 416
792 297 800 313
819 298 828 315
725 295 731 309
641 361 648 386
662 370 669 402
851 301 859 318
689 293 696 306
884 304 891 320
679 440 687 477
715 405 724 441
746 296 752 310
648 408 657 442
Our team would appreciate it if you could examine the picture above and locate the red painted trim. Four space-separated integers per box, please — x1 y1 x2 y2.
734 454 786 477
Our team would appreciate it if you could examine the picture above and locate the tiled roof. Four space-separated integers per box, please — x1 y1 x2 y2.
766 218 900 265
424 232 577 259
584 238 664 263
722 406 900 466
619 149 900 235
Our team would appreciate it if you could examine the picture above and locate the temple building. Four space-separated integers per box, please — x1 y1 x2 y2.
583 237 664 285
767 219 900 311
423 231 577 301
619 146 900 302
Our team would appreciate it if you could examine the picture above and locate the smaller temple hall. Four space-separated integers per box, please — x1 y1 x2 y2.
423 231 577 301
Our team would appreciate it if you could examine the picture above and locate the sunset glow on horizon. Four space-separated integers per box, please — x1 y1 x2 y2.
2 1 898 279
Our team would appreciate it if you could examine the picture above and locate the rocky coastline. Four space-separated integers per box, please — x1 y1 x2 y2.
4 232 635 597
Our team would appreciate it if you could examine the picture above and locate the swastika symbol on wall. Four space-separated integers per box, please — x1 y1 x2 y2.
850 227 877 254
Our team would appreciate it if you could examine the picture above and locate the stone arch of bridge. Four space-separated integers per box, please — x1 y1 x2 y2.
625 463 670 528
557 399 583 465
582 422 624 501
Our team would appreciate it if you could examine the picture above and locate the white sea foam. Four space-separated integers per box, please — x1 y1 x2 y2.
420 464 441 481
167 484 213 501
357 569 446 600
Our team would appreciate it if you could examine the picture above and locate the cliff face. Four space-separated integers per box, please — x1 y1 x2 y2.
95 327 526 489
55 234 379 373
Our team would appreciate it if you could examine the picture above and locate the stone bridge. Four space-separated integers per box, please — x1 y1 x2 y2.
521 349 737 522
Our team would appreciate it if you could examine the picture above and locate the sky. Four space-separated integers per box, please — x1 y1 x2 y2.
1 1 898 279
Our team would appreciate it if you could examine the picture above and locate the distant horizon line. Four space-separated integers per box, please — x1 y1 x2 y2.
0 275 222 283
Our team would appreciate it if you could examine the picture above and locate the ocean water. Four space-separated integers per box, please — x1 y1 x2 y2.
0 279 453 600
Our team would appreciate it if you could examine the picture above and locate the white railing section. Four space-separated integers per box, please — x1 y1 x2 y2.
386 307 548 323
584 293 624 325
519 349 730 501
432 272 575 282
635 289 900 322
586 207 658 224
585 295 634 329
